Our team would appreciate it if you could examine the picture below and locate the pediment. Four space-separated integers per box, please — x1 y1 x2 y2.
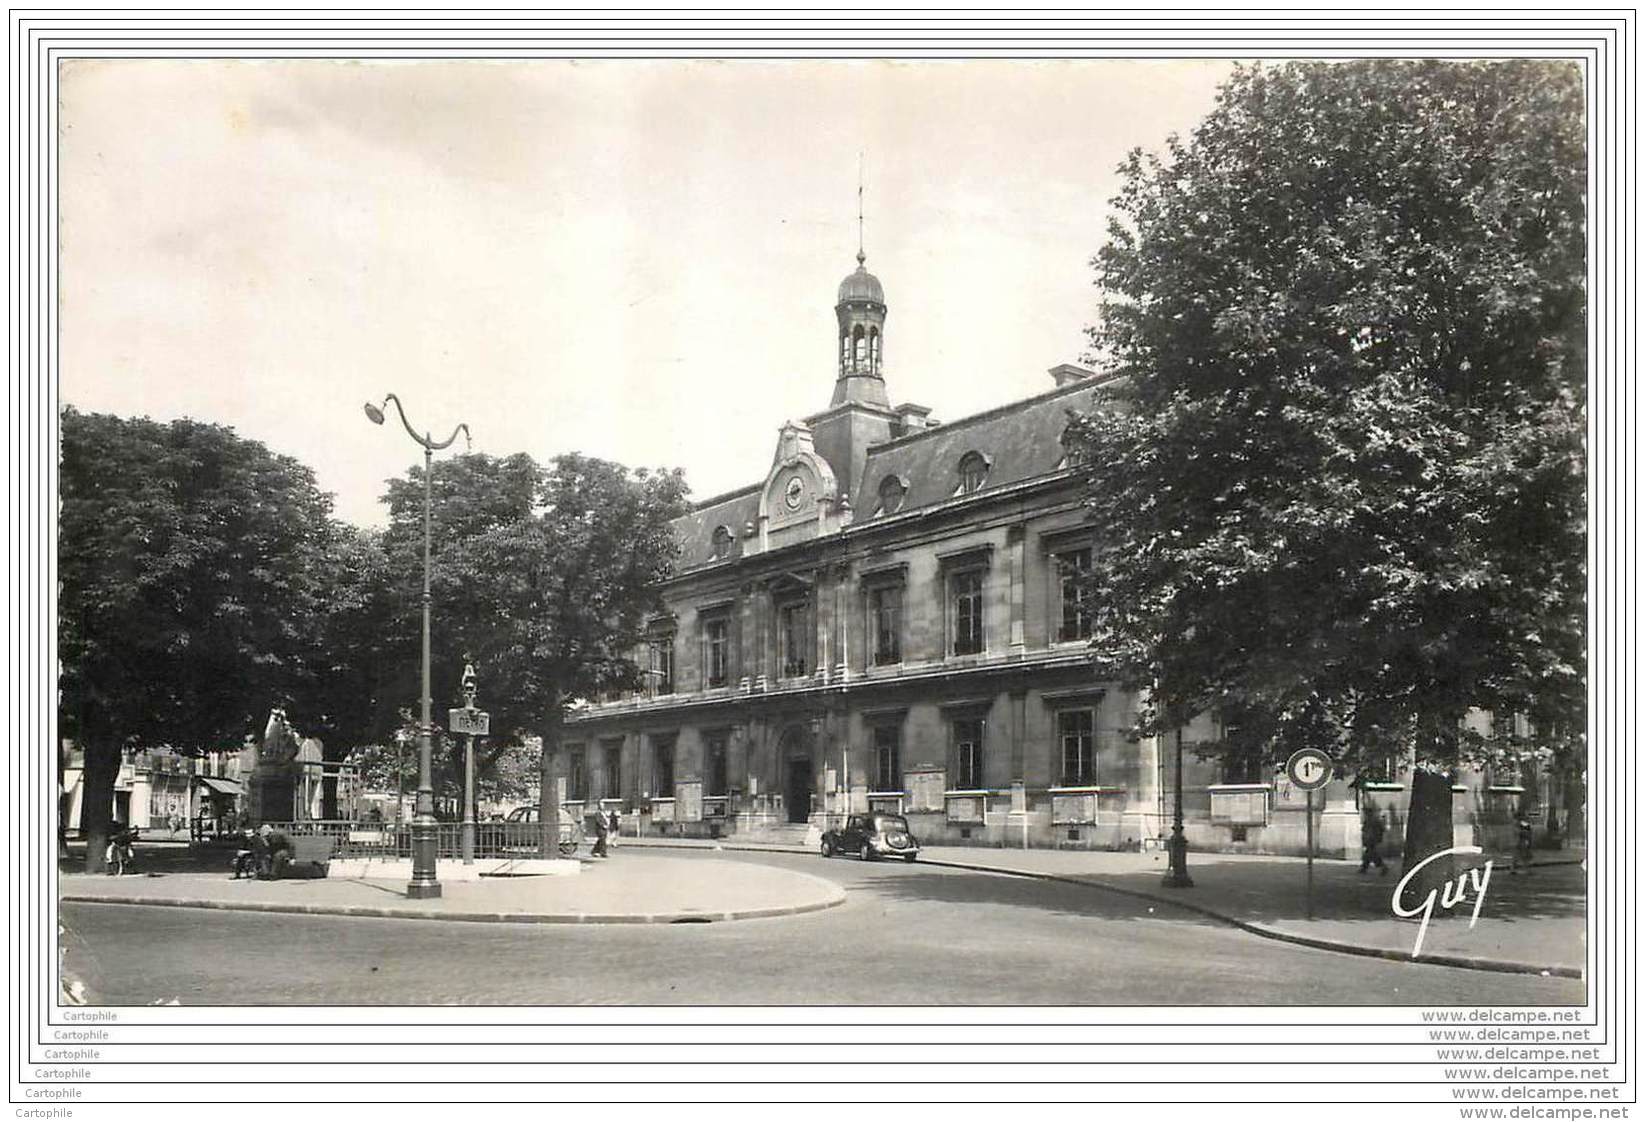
760 420 838 531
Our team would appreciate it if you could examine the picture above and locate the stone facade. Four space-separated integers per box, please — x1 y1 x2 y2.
557 250 1174 850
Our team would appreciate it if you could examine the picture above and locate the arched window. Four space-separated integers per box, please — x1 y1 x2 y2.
841 331 851 368
956 452 991 496
877 474 907 516
853 325 866 367
869 328 880 371
711 525 734 560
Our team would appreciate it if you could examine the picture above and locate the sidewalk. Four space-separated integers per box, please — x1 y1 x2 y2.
626 835 1587 977
58 851 843 925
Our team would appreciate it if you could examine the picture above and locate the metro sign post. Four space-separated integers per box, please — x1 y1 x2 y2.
450 662 490 865
1286 747 1334 920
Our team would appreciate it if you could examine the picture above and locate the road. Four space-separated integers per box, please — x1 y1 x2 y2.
59 849 1583 1006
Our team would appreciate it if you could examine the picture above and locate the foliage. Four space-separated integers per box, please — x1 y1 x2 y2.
374 451 686 725
373 450 688 850
59 409 340 753
58 409 341 865
1066 60 1586 774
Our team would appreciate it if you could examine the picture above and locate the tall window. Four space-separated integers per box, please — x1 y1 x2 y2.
1058 710 1096 786
705 732 729 797
568 746 587 801
952 717 985 789
703 615 730 688
1056 548 1092 642
650 635 675 695
951 569 985 655
778 599 810 678
602 739 623 802
872 723 902 792
653 736 676 799
868 584 902 665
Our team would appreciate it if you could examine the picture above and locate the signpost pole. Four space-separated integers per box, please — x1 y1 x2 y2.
462 731 475 865
452 664 486 868
1285 747 1332 924
1305 788 1315 920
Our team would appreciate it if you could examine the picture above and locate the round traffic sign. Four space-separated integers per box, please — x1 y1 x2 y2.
1285 748 1334 791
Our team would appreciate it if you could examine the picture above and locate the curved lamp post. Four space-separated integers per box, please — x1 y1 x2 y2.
365 394 470 899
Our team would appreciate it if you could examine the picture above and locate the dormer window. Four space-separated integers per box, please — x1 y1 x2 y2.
711 525 734 560
956 451 991 496
876 474 908 516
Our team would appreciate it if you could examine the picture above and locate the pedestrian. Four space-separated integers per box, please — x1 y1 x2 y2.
608 807 620 849
1511 811 1535 874
1359 809 1387 875
590 806 610 858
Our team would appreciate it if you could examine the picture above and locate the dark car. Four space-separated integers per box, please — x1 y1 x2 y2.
821 813 919 862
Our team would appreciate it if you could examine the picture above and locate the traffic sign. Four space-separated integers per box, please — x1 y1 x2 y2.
1285 748 1334 791
449 707 490 736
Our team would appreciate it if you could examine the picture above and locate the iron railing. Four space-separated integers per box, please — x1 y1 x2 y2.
259 820 582 860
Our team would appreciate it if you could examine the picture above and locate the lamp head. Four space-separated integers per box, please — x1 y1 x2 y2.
363 402 385 425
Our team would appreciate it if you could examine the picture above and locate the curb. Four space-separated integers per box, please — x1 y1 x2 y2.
915 857 1582 979
616 840 1582 976
59 881 846 925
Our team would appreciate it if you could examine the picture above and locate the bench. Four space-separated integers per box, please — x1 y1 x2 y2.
271 834 334 879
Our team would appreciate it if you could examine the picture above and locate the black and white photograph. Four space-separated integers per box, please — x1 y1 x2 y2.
14 12 1629 1113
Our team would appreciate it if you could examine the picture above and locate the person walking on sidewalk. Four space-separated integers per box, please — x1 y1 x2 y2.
607 807 620 849
1359 809 1388 875
590 807 610 858
1512 811 1535 874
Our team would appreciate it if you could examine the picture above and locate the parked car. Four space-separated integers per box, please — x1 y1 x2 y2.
503 805 583 857
821 813 920 862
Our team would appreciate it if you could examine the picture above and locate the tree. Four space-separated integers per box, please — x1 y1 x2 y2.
1064 60 1586 894
58 409 339 870
296 522 397 818
376 451 689 855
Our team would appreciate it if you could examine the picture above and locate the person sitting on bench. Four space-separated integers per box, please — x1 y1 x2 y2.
252 824 291 880
231 828 258 879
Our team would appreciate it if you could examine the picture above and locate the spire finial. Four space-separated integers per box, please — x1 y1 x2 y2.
857 153 865 266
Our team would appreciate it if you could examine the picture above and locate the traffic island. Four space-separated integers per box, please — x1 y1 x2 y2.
326 857 582 880
58 852 845 925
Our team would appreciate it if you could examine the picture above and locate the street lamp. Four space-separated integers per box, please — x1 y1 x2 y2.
1162 726 1194 888
365 393 470 900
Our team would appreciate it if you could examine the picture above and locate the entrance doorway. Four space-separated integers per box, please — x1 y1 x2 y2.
785 757 813 823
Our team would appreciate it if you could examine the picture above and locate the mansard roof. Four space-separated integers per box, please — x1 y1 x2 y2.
668 370 1122 574
673 483 761 570
851 373 1120 515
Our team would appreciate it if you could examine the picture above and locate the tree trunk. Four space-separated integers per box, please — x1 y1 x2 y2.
321 743 344 820
539 688 562 860
1562 761 1586 846
1398 765 1457 911
80 742 121 874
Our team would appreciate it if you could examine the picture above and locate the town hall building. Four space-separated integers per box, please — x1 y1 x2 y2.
554 245 1198 852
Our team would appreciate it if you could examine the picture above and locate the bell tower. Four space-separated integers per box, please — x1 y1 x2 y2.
833 249 889 408
810 179 900 503
832 176 890 408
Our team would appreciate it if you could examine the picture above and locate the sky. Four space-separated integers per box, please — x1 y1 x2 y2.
60 59 1233 527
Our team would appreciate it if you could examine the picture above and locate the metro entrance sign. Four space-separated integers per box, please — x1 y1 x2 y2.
449 707 490 736
1284 748 1335 919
